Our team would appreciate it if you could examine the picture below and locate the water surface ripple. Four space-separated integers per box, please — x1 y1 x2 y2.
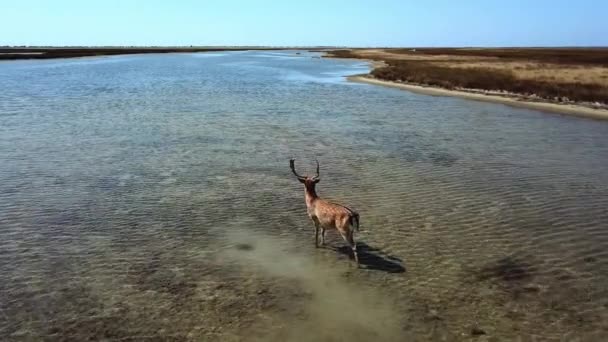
1 51 608 341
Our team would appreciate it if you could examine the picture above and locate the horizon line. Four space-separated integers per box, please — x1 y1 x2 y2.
2 45 608 49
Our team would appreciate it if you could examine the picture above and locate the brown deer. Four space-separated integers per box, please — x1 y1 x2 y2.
289 159 360 265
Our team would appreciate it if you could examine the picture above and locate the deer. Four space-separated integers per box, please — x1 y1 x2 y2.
289 158 360 265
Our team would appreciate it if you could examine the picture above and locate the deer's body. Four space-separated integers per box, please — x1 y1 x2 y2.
290 159 360 265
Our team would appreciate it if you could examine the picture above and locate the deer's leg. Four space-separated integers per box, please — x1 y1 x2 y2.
339 229 359 266
347 230 359 265
312 217 320 248
320 228 326 246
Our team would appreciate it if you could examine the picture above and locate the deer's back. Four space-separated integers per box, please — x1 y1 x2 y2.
311 199 356 230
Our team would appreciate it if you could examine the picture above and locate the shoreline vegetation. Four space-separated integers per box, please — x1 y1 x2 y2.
325 48 608 119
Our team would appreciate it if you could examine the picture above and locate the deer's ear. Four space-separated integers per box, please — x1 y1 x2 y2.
313 178 320 184
297 178 306 184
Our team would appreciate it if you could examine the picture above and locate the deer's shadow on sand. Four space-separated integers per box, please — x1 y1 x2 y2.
334 242 406 273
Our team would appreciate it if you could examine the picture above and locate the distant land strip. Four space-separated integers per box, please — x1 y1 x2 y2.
325 48 608 119
0 46 332 60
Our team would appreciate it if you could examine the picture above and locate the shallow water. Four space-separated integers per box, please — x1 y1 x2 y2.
1 50 608 341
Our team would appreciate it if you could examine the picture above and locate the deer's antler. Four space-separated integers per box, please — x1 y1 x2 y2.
290 159 306 180
312 159 320 180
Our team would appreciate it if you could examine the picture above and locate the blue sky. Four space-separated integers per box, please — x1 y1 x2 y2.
1 0 606 47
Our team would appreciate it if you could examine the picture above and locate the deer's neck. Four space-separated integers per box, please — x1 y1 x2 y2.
304 186 318 207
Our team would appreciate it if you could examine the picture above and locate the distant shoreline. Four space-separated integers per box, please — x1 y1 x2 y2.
6 46 608 119
349 75 608 120
0 47 314 61
323 47 608 120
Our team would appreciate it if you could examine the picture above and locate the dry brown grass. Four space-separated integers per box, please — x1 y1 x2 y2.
394 47 608 66
434 61 608 87
327 48 608 104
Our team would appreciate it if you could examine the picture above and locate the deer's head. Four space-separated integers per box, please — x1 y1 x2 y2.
289 158 320 189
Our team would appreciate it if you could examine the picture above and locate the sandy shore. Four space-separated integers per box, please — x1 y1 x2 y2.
349 75 608 120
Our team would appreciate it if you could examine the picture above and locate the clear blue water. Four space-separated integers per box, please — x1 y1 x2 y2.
1 51 607 341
